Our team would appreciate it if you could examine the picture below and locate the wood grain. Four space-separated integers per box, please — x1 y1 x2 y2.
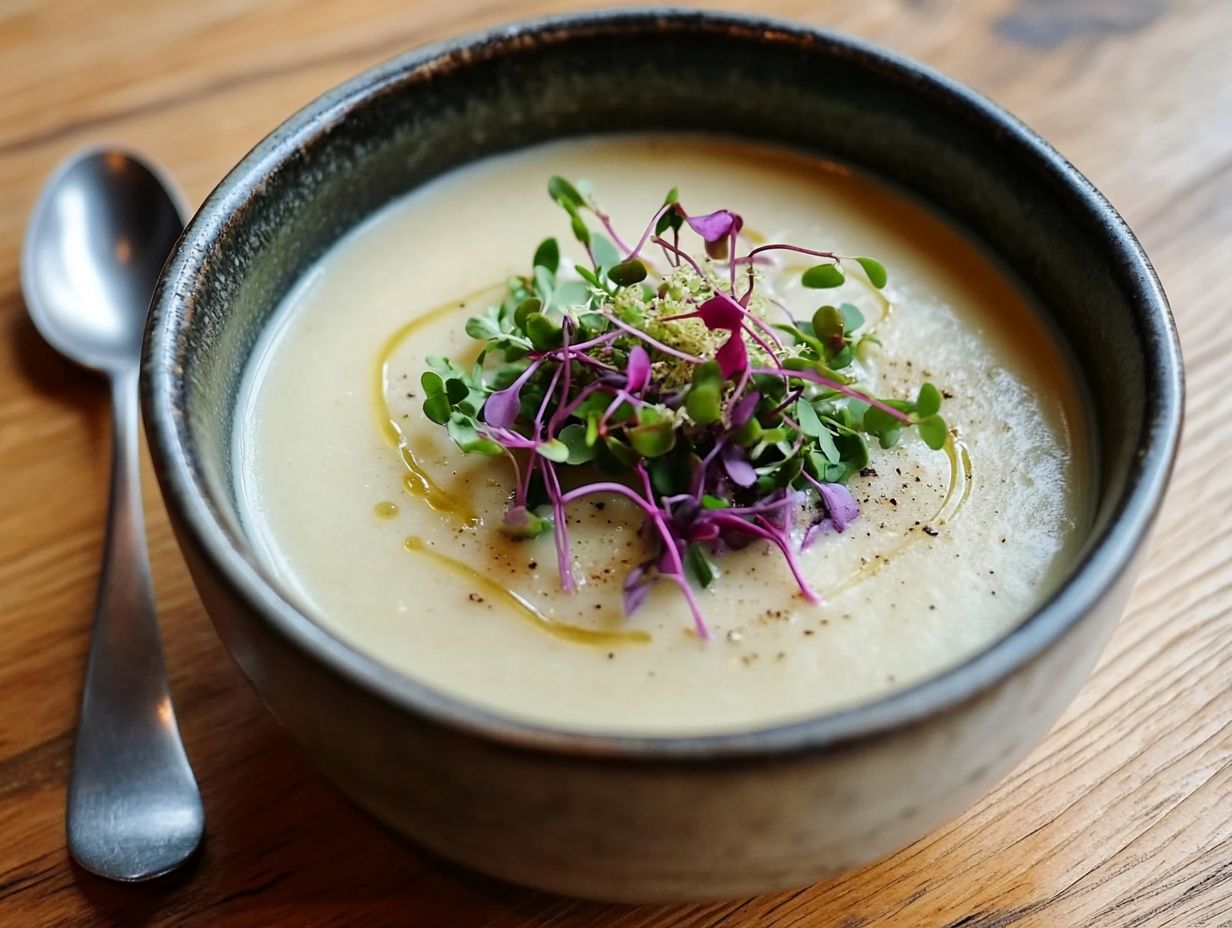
2 0 1229 925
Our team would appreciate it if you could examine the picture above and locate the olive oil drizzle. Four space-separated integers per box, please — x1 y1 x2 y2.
375 281 963 631
378 286 650 646
824 434 972 598
373 284 504 523
403 536 650 646
936 434 974 522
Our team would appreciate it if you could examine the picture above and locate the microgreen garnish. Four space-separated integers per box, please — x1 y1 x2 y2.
420 178 948 639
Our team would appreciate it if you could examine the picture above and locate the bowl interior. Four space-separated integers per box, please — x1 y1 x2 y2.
145 10 1179 747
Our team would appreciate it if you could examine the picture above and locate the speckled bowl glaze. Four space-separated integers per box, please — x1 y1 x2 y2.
142 9 1182 902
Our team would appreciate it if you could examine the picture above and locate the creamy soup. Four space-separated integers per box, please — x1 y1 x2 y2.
234 136 1089 735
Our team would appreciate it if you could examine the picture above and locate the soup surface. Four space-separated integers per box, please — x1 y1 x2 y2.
235 135 1089 734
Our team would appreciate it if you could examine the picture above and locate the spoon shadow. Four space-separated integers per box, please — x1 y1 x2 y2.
8 306 107 435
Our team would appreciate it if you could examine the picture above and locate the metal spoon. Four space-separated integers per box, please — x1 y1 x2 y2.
21 149 203 881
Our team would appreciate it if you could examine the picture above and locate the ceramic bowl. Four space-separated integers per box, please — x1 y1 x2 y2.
142 9 1182 902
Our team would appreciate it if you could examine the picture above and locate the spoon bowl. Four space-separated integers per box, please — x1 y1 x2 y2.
23 150 183 374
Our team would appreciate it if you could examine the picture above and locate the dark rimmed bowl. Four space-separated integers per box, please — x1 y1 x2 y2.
142 9 1182 902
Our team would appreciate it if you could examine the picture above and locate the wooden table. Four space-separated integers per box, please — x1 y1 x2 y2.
2 1 1229 925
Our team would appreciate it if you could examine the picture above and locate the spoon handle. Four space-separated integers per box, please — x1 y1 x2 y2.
66 367 204 881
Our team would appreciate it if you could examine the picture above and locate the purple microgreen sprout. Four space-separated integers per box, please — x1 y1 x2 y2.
416 177 949 638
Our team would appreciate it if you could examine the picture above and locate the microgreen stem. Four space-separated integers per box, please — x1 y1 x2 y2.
535 365 563 430
749 368 912 424
650 235 708 279
558 478 710 638
723 512 818 603
625 202 674 262
741 243 840 264
742 324 785 368
587 199 633 256
768 387 804 418
547 318 575 433
543 464 575 593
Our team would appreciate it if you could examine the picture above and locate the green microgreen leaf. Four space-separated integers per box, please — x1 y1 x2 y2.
694 360 723 388
573 392 610 420
535 439 570 463
601 435 637 469
547 176 584 209
839 302 865 333
779 453 804 484
686 383 722 425
500 506 552 539
514 297 542 329
794 398 825 438
655 205 684 237
846 398 870 424
835 431 870 473
628 413 676 458
855 256 888 289
829 344 854 370
917 415 949 451
701 494 729 510
782 356 814 372
578 311 608 337
525 312 563 351
420 371 452 424
464 314 501 341
444 378 469 405
608 401 635 425
816 429 841 464
423 394 451 425
447 413 503 455
862 403 902 437
533 237 560 274
420 371 445 396
758 427 789 445
733 416 763 447
491 363 527 390
554 280 592 310
802 263 845 289
916 382 942 419
558 423 596 464
812 305 845 346
570 211 591 246
686 543 718 588
773 323 825 356
686 361 724 425
649 451 694 497
781 356 850 383
591 233 622 272
608 259 648 287
533 265 555 303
